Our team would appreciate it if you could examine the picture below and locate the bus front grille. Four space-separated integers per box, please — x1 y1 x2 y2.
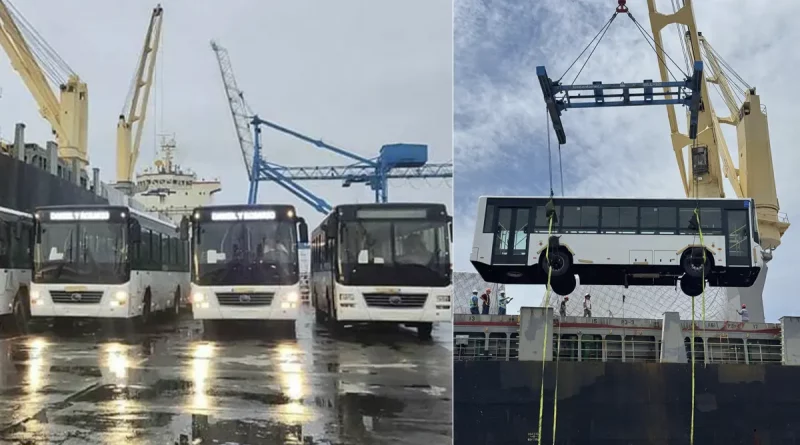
363 293 428 308
216 292 274 306
50 291 103 304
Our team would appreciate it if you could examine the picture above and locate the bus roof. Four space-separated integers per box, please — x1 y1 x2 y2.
332 202 448 213
480 196 750 203
191 203 297 213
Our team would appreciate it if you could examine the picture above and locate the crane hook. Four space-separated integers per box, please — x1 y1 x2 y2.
616 0 628 13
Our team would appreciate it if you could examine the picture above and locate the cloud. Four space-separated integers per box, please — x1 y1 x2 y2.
455 0 800 321
0 0 453 231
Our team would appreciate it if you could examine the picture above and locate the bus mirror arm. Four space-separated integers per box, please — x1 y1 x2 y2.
178 216 190 241
298 218 309 244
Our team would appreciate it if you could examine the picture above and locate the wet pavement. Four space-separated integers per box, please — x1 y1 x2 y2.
0 309 452 444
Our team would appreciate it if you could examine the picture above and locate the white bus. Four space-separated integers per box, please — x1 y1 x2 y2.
30 205 190 325
0 206 34 330
471 196 764 297
187 205 309 334
311 203 453 339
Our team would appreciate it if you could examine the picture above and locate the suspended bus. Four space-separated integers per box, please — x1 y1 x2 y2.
30 205 189 325
471 196 764 297
0 206 33 330
187 204 309 335
310 203 453 339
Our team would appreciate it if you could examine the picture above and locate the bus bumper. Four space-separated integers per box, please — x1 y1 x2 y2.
190 284 301 321
335 287 453 323
29 283 135 318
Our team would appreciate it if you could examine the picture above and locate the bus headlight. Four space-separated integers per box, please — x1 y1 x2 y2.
436 295 451 303
115 291 128 302
192 292 205 303
339 294 355 302
30 290 42 306
284 292 299 303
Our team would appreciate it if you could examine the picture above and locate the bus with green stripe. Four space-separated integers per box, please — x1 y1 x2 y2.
470 196 764 297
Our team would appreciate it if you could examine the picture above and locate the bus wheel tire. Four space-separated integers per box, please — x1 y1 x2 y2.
551 274 576 296
681 248 712 278
11 295 28 335
418 323 433 340
172 288 181 318
140 292 152 325
680 277 703 297
540 250 572 278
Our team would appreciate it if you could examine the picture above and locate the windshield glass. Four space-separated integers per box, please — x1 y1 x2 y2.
193 220 299 286
34 221 128 284
338 219 450 286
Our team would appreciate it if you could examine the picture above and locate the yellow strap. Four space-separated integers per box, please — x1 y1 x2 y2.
537 215 555 443
689 209 708 445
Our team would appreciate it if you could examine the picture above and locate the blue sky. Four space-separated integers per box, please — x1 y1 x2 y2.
454 0 800 321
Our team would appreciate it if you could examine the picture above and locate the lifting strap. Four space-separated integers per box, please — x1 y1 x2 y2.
689 207 708 445
536 210 555 443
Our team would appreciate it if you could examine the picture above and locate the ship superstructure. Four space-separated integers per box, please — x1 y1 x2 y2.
134 136 222 225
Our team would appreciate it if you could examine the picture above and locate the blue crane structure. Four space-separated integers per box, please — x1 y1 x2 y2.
537 1 704 145
211 40 453 214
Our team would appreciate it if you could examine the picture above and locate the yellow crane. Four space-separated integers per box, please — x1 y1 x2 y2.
115 4 164 194
646 0 789 252
0 0 89 168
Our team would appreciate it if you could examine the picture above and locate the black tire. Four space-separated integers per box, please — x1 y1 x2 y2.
681 248 712 278
172 288 181 317
540 249 572 278
140 291 152 325
11 294 28 335
680 277 704 297
551 274 577 296
418 323 433 340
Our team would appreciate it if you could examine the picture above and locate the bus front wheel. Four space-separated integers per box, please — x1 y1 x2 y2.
681 248 712 278
540 250 572 278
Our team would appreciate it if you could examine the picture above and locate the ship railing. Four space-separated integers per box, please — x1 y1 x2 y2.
454 335 519 361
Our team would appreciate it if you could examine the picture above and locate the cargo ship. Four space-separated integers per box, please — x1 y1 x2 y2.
453 310 800 444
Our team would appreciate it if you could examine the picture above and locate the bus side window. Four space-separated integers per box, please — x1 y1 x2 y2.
534 205 560 233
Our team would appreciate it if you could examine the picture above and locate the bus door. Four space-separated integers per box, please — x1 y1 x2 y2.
725 208 752 266
491 207 530 265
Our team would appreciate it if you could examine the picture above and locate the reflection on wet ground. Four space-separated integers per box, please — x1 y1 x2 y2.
0 309 452 444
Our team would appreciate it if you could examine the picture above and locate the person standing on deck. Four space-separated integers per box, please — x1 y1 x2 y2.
497 291 513 315
737 304 749 322
469 290 480 315
583 294 592 317
481 288 491 315
559 296 569 317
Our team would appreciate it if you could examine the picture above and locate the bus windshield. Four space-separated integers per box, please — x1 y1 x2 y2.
193 220 298 286
34 220 128 284
339 218 450 287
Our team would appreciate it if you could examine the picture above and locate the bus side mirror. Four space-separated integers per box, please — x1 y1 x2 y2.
447 216 453 239
298 219 309 244
128 219 142 244
13 219 22 240
179 216 190 241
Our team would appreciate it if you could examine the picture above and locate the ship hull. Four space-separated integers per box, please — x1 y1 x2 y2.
455 361 800 444
0 154 106 211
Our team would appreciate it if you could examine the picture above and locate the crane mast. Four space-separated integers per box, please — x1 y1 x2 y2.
0 0 89 168
646 0 788 251
115 4 163 193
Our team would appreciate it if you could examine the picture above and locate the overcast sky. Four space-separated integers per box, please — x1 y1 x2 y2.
455 0 800 321
0 0 453 229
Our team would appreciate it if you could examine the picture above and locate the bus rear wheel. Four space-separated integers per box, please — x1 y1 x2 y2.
550 274 576 296
540 250 572 278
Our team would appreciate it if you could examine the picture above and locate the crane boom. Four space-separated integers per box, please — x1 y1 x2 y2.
210 40 255 179
115 4 163 190
0 0 88 166
646 0 788 251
